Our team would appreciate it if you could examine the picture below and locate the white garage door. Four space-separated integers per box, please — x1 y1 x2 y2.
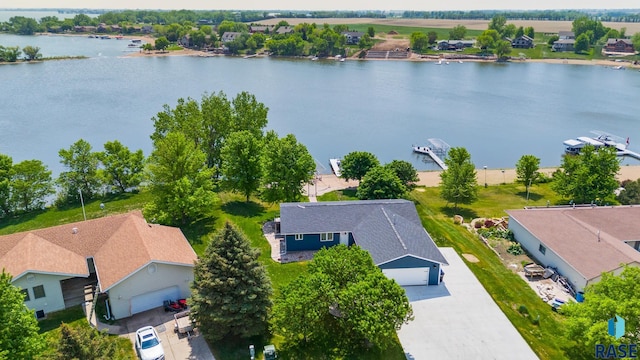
130 286 180 315
383 267 430 286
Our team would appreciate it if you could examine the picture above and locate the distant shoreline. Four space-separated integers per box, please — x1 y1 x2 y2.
3 32 633 70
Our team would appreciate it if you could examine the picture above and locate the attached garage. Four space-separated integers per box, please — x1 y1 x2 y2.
383 267 430 286
130 286 180 315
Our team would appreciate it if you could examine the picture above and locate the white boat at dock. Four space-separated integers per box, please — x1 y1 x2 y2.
329 158 342 177
563 131 628 155
563 131 640 160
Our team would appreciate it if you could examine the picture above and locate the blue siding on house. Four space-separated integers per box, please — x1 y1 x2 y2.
349 233 355 246
285 233 340 251
378 256 442 285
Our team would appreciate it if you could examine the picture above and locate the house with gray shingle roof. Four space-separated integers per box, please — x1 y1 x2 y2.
507 206 640 293
0 211 196 320
277 199 448 286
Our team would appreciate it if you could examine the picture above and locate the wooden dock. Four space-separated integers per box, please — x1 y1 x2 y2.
412 146 448 170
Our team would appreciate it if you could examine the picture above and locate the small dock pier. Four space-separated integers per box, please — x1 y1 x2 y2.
329 158 342 177
413 138 450 170
618 149 640 161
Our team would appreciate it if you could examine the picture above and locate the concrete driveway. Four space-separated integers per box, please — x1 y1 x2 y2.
397 247 538 360
122 307 215 360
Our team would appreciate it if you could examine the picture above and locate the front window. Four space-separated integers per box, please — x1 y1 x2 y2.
294 234 303 240
21 289 30 301
538 244 546 255
320 233 334 242
33 285 46 299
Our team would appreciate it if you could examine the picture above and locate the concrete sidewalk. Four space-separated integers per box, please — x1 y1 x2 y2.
398 248 538 359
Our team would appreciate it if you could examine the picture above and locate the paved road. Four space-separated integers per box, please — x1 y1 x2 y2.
398 248 538 360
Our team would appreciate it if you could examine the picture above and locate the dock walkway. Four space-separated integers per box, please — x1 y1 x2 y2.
412 146 448 170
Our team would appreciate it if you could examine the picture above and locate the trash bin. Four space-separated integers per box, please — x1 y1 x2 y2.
576 291 584 303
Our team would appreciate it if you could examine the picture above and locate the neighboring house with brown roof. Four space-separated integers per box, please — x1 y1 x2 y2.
0 211 196 320
604 38 635 53
507 206 640 293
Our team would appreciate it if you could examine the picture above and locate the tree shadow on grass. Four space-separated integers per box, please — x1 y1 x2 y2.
439 206 478 220
221 200 266 218
515 191 543 202
181 216 217 247
210 333 271 360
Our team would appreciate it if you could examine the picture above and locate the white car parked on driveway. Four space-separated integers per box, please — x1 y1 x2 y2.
135 326 165 360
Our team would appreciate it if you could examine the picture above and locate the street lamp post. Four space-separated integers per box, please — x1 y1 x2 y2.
483 166 487 187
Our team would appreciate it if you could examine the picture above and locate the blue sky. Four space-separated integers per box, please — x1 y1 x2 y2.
3 0 639 11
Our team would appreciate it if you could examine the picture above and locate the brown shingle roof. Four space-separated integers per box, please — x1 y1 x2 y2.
507 206 640 281
0 211 196 290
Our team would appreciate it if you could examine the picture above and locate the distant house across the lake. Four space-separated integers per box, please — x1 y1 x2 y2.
558 31 575 40
552 39 575 52
221 31 242 42
342 31 365 45
512 35 534 49
437 40 476 51
604 38 635 54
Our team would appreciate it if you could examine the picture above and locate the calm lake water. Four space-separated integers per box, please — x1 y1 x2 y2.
1 33 640 176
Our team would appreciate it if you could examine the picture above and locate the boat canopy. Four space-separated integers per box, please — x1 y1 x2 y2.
563 139 583 147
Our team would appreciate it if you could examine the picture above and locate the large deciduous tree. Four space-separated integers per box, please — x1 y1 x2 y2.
449 25 466 40
562 266 640 357
617 179 640 205
440 147 478 209
22 45 42 61
57 139 101 204
98 140 145 193
410 32 429 52
385 160 419 190
0 154 13 216
357 166 406 200
145 131 217 225
190 222 272 343
340 151 379 181
272 245 413 356
515 154 540 191
151 91 268 175
261 133 315 203
11 160 54 212
0 270 46 359
552 145 619 204
220 131 263 202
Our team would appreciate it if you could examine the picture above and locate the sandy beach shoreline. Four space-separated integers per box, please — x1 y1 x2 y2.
308 165 640 196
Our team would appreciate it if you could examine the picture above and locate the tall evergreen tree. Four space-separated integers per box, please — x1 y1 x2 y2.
189 222 273 343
